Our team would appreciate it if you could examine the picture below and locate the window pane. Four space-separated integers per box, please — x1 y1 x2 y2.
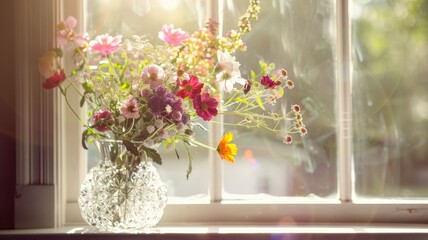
352 0 428 198
222 0 337 198
84 0 210 198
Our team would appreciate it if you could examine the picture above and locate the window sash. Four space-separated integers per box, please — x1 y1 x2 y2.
64 0 428 225
14 0 428 228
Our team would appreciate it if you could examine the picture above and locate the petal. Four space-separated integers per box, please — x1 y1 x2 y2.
65 16 77 29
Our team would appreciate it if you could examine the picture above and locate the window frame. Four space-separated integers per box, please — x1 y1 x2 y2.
15 0 428 229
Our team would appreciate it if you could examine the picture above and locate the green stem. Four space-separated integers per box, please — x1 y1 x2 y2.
59 85 87 127
185 136 216 151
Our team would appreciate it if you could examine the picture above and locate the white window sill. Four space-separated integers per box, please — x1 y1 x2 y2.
1 224 428 239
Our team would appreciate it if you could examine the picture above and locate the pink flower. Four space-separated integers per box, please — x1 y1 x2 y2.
176 75 204 99
158 24 189 46
93 110 112 132
57 16 77 46
42 69 66 89
120 96 140 119
141 64 166 89
89 34 122 55
193 93 218 121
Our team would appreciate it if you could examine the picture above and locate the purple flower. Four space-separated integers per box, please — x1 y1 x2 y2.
146 86 187 124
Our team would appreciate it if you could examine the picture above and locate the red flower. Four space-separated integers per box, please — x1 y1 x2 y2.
260 75 276 89
42 69 66 89
243 80 251 95
193 92 218 121
176 75 204 99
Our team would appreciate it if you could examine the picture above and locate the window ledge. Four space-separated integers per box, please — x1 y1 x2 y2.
1 224 428 239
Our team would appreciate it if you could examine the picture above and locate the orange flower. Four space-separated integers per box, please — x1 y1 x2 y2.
217 132 238 163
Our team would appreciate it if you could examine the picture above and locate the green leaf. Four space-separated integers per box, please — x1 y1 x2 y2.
278 88 284 98
81 129 89 150
121 82 130 91
80 94 86 107
174 149 180 160
259 60 267 75
82 82 94 93
141 145 162 165
71 63 85 76
256 97 265 110
53 48 63 58
123 140 140 157
251 70 256 79
183 143 193 180
98 63 110 70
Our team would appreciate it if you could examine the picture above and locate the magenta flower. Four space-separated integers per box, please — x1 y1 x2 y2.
120 96 140 119
158 24 189 46
89 34 122 55
193 93 218 121
260 75 277 89
176 75 204 99
42 69 66 89
141 64 166 89
93 110 112 132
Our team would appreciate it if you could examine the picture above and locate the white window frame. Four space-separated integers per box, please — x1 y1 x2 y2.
14 0 428 229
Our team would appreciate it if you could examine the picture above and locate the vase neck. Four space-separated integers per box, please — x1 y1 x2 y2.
95 139 151 167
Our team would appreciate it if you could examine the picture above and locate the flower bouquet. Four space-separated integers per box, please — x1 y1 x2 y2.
38 0 307 231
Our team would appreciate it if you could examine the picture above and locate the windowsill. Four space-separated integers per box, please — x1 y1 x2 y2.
1 224 428 239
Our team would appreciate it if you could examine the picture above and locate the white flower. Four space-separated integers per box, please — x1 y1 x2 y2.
215 51 246 92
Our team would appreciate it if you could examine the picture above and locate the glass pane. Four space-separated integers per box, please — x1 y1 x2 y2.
84 0 210 198
221 0 337 198
352 0 428 198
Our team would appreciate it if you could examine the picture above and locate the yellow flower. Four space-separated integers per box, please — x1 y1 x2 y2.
217 132 238 163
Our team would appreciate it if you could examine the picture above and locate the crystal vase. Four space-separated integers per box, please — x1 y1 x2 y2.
78 139 167 232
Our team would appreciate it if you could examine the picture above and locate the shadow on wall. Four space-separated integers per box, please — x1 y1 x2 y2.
0 0 16 230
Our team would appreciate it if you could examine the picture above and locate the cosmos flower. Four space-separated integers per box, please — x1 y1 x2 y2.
57 16 77 46
176 75 204 99
193 92 218 121
217 132 238 163
89 34 122 55
215 51 246 92
141 64 166 89
120 95 140 119
42 69 66 89
158 24 189 46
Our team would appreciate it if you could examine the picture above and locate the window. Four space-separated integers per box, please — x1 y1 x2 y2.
15 0 428 228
